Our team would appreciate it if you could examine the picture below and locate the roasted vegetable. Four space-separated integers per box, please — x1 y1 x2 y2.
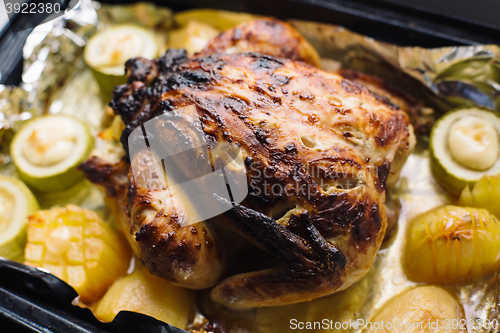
24 205 131 303
458 174 500 218
10 115 94 192
364 286 464 333
174 9 256 31
98 116 125 142
84 24 159 96
430 107 500 196
94 266 194 329
99 2 173 29
404 205 500 284
0 176 39 261
168 20 220 54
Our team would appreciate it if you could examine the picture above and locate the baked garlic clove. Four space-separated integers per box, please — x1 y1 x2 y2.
448 116 498 170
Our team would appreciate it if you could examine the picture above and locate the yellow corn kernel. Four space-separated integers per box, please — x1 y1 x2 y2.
24 205 132 304
404 205 500 284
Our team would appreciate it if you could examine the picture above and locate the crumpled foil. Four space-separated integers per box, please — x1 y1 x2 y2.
291 20 500 115
1 1 500 332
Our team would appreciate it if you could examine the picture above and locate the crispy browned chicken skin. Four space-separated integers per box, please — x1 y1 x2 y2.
81 47 414 309
199 18 321 67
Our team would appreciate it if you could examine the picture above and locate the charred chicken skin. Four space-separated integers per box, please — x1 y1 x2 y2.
199 18 321 67
81 20 415 309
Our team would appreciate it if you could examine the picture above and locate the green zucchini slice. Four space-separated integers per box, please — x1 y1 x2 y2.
0 176 39 261
430 107 500 196
11 115 94 192
84 24 159 96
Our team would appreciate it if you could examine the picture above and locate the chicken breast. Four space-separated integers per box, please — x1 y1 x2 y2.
81 48 414 309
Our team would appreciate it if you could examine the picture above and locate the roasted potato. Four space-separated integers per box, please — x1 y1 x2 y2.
25 205 131 303
94 266 195 329
404 205 500 284
364 286 464 333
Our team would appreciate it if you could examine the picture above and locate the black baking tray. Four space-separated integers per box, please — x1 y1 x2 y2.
1 0 500 331
0 259 189 332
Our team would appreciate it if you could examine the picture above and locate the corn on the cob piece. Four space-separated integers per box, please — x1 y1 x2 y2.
25 205 132 303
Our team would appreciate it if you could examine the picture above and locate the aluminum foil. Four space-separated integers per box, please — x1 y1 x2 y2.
291 20 500 115
1 1 500 332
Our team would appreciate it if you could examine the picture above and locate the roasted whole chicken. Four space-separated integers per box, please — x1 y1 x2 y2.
81 18 415 309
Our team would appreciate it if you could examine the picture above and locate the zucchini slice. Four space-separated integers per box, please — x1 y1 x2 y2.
430 107 500 196
0 176 39 261
84 24 159 96
11 115 94 192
